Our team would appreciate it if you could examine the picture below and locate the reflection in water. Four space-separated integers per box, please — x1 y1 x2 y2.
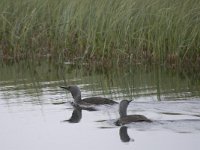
119 126 134 142
1 61 200 102
62 103 97 123
70 102 98 111
63 105 82 123
1 62 200 150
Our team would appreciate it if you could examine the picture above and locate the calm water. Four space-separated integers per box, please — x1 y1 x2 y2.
0 62 200 150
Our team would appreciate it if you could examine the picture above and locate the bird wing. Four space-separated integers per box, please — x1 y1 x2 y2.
82 97 118 105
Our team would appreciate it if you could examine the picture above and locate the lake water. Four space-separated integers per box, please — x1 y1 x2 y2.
0 62 200 150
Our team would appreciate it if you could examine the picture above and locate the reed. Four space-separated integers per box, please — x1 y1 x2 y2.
1 0 200 66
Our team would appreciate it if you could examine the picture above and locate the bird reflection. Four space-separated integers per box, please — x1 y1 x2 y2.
62 102 97 123
119 126 134 142
98 124 134 143
63 105 82 123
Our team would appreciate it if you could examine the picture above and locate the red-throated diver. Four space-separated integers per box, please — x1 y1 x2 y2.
60 85 118 105
115 100 151 126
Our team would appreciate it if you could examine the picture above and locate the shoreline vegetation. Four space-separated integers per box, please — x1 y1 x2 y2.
0 0 200 69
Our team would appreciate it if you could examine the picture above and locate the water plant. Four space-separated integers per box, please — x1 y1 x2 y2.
1 0 200 67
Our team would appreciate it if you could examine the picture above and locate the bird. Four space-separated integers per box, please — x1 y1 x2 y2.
60 85 118 105
115 100 151 126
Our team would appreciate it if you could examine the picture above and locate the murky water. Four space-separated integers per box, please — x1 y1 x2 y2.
0 62 200 150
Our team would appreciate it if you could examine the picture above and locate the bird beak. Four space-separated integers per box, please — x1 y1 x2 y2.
60 86 69 90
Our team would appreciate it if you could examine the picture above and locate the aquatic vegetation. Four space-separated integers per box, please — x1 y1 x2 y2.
0 0 200 67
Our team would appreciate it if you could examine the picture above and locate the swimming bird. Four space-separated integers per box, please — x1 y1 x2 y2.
60 85 118 105
115 100 151 126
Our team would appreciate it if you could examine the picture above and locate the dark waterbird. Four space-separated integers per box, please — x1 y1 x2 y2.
115 100 152 126
60 85 118 105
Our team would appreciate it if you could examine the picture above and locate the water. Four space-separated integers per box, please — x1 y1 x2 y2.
0 62 200 150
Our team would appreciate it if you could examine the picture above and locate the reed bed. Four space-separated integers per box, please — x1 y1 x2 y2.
1 0 200 66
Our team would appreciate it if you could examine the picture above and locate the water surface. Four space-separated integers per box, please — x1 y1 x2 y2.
0 62 200 150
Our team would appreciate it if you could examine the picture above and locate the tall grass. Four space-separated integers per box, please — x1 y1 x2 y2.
1 0 200 66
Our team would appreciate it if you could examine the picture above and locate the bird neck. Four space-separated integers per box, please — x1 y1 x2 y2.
73 95 82 103
119 108 127 118
119 106 127 118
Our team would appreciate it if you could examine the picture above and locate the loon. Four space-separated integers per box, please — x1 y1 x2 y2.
60 85 118 105
115 100 151 126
